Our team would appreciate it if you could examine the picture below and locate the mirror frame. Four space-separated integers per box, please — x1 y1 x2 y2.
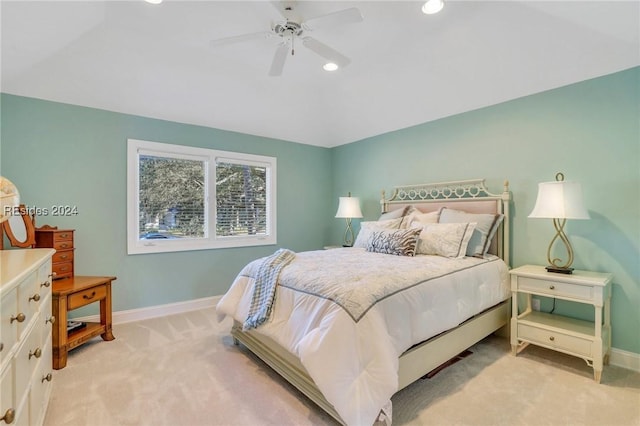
1 204 36 249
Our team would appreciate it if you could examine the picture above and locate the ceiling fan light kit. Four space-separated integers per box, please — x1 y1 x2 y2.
209 2 363 76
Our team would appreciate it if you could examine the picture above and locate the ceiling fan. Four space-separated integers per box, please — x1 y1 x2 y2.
209 1 363 76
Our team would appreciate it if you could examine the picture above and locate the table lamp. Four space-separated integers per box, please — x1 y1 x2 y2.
528 172 589 274
335 193 363 247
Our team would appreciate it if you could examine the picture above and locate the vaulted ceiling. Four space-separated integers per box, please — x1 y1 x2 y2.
2 1 638 147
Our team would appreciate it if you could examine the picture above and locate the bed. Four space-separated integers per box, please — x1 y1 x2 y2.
216 178 512 425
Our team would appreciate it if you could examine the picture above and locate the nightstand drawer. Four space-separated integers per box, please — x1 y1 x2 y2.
67 285 106 310
518 276 593 301
518 323 592 358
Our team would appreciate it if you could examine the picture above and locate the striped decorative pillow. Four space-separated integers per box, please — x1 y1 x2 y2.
366 228 421 256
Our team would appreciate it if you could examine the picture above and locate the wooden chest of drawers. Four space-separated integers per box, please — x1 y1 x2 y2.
34 226 74 280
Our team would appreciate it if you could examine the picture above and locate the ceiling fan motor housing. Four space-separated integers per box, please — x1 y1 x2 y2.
273 21 303 37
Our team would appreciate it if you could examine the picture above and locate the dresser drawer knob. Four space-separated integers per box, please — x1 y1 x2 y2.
83 291 97 300
549 336 555 342
10 313 25 323
1 408 15 424
549 285 555 290
29 293 41 302
46 316 56 325
60 233 69 238
41 373 53 383
41 280 51 288
49 272 57 279
29 348 42 359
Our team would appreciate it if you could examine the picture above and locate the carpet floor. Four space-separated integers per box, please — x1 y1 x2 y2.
44 306 640 426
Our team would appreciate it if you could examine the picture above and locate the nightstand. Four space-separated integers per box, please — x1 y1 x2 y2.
509 265 612 383
51 276 116 369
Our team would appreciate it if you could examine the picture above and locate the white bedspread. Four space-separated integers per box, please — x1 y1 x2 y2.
216 248 509 426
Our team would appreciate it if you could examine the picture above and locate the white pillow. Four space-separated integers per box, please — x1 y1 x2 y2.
405 210 440 227
378 205 420 225
415 222 477 258
354 218 403 248
438 208 503 257
378 206 408 221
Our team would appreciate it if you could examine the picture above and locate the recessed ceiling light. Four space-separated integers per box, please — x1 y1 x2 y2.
323 62 339 72
422 0 444 15
145 0 163 4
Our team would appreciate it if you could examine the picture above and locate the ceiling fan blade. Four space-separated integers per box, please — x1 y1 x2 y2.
268 43 289 76
210 31 273 48
303 7 363 31
302 37 350 68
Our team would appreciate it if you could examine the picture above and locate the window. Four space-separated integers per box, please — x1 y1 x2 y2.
127 139 276 254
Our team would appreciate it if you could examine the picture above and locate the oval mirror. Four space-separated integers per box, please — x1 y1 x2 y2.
2 204 36 248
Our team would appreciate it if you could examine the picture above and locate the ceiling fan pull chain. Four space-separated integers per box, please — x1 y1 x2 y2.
291 31 295 55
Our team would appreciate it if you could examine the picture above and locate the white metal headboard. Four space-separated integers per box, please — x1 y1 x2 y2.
380 179 511 267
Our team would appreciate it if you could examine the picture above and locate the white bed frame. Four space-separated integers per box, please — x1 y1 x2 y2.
231 179 512 425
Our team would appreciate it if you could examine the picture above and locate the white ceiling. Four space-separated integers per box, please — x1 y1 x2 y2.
2 1 639 148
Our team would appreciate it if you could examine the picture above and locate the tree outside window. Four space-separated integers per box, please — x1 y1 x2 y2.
127 139 276 254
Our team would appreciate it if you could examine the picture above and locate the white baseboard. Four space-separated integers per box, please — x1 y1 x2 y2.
74 295 640 373
609 347 640 373
73 295 222 325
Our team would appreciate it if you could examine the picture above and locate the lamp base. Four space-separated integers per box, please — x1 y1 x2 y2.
545 265 574 274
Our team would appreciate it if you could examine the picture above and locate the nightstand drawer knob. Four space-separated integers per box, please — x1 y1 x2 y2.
29 348 42 359
29 293 41 302
549 336 555 342
1 408 15 424
42 373 53 383
10 313 25 323
549 285 555 290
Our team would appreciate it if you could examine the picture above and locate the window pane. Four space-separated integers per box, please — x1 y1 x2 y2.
216 162 267 237
139 155 206 239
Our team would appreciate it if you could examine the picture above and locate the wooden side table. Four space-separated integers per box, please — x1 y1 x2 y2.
51 275 116 369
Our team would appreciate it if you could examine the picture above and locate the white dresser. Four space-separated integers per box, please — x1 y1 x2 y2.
1 249 55 425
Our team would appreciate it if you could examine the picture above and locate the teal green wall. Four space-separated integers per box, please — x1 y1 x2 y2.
1 67 638 353
331 67 640 354
0 94 333 312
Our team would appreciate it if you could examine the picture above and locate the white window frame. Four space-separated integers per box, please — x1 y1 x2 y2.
127 139 277 254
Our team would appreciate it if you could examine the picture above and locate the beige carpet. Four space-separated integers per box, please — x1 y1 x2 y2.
44 307 640 426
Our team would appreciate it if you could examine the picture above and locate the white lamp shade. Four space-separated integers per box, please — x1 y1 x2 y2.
0 176 20 223
528 180 590 219
335 197 363 219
